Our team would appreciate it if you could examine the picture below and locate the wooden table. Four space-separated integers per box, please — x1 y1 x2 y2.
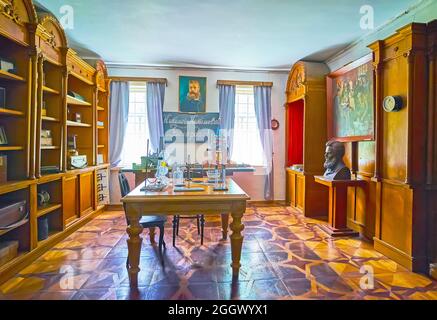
314 176 367 237
121 178 250 288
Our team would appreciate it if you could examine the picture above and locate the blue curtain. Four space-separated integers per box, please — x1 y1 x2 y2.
218 84 236 159
147 82 165 153
109 81 130 167
254 86 274 201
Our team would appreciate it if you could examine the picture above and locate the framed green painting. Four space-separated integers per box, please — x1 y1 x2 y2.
327 54 374 142
179 76 207 113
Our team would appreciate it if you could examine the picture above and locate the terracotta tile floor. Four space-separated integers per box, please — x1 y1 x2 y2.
1 205 437 300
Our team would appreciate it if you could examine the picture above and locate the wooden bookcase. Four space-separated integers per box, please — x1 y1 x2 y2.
0 0 37 283
285 61 329 217
0 1 111 285
34 14 67 178
95 60 110 166
66 49 96 169
0 0 35 181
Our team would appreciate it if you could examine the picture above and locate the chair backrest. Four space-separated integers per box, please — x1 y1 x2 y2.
118 172 131 198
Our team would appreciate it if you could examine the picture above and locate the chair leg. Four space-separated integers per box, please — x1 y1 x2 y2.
176 216 180 236
158 225 165 253
200 215 205 245
172 216 177 247
196 215 200 235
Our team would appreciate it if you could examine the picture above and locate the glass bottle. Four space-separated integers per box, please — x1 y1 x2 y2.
173 165 184 186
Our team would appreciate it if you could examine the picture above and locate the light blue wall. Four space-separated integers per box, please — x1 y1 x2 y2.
326 0 437 71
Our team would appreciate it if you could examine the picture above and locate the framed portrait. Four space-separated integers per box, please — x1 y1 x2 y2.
179 76 207 113
327 54 374 142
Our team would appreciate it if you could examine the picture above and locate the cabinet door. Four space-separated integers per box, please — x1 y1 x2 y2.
296 175 305 210
79 172 94 216
290 173 296 207
63 175 79 225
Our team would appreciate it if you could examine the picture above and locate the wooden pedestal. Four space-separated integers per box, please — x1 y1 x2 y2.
314 176 366 237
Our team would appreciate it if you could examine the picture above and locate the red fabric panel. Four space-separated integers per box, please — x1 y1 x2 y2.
287 100 304 167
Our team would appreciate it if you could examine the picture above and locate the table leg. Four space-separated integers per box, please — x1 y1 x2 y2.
230 207 245 278
149 227 156 244
221 213 229 240
126 204 143 288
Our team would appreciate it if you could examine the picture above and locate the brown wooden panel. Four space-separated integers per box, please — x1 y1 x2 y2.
381 56 408 182
380 182 413 255
79 172 94 216
290 172 296 207
296 175 304 210
346 186 356 227
63 175 79 225
304 175 328 217
358 141 375 177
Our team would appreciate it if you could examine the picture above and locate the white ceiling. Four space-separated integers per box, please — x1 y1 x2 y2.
36 0 419 70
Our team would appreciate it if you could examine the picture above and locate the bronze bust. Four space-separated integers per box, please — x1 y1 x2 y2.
323 140 351 180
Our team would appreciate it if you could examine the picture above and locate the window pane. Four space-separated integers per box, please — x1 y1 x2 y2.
231 86 265 166
120 82 150 167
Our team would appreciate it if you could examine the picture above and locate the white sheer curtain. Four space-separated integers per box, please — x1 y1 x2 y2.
109 81 129 167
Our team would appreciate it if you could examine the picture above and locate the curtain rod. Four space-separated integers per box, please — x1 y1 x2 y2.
109 76 168 86
216 80 273 87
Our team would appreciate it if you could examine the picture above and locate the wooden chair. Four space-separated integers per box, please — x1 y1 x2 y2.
173 170 205 246
118 172 166 265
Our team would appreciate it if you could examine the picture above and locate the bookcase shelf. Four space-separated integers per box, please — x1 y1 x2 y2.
0 108 25 117
37 203 62 218
66 95 92 107
42 86 60 95
0 146 24 151
67 120 92 128
42 116 60 122
0 70 26 82
41 146 60 150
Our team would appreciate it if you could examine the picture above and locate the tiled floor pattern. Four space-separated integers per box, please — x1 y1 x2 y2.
1 205 436 300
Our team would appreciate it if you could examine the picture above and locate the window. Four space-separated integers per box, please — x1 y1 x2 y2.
231 85 265 166
120 82 150 167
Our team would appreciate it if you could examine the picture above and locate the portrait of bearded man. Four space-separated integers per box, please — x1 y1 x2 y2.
180 77 206 113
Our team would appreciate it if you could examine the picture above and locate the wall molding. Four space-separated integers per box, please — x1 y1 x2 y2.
106 63 290 74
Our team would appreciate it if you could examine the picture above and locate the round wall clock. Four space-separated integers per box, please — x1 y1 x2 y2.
271 119 280 130
383 95 403 112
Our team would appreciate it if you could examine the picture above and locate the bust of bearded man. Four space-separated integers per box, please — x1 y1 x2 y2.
323 140 351 180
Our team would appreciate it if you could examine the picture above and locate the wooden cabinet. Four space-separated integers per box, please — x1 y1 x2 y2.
285 61 329 217
79 171 94 216
368 23 429 272
427 20 437 279
62 175 79 225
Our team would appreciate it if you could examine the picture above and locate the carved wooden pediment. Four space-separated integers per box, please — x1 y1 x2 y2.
286 62 306 102
1 0 36 24
1 0 22 24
